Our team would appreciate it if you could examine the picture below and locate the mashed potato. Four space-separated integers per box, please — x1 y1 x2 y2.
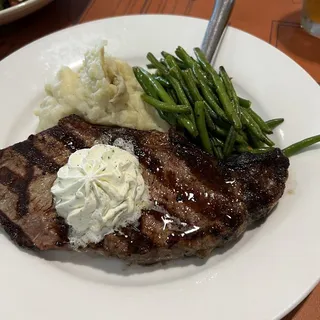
34 44 169 133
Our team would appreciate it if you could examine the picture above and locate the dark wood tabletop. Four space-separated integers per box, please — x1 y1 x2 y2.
0 1 319 319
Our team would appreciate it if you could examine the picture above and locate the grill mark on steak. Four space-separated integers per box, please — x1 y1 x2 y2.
12 136 60 174
0 209 34 248
0 167 24 192
121 227 155 255
53 216 69 247
137 149 164 176
17 167 33 217
60 115 101 143
0 166 34 216
47 125 87 152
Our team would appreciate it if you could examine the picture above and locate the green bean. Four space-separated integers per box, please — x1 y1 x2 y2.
223 126 237 157
193 64 228 121
165 55 188 80
214 117 230 129
153 76 171 88
235 134 249 146
250 135 265 148
265 118 284 130
204 104 216 132
195 101 213 154
168 65 194 104
197 67 215 90
238 96 252 108
241 108 275 146
141 94 190 114
204 101 218 120
194 48 242 130
167 75 190 107
213 124 248 146
211 137 224 160
213 116 249 145
146 63 156 69
219 66 241 120
138 68 174 104
158 110 176 126
246 108 273 134
214 125 228 138
178 116 199 137
282 135 320 157
181 69 203 102
210 136 224 147
161 51 186 69
218 67 233 97
169 89 178 104
164 55 178 69
174 49 201 86
175 46 197 68
160 58 167 68
153 108 176 126
213 146 224 160
167 75 191 107
259 133 274 147
166 75 196 126
135 68 177 126
139 68 199 135
133 67 159 98
146 53 168 74
190 71 199 86
239 130 249 143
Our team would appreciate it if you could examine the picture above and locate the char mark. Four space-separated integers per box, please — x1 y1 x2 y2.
47 125 87 152
53 216 69 247
120 224 156 255
0 167 34 216
12 136 60 174
0 209 34 248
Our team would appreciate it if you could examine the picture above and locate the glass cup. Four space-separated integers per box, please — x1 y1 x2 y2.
301 0 320 37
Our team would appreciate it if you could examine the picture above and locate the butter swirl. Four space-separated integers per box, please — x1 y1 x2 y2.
51 144 150 248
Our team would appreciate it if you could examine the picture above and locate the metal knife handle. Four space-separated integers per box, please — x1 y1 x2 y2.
201 0 235 63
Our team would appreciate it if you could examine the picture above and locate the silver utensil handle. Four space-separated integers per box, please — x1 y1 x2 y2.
201 0 235 63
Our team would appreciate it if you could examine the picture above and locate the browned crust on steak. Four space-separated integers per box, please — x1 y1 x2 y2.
0 209 34 248
0 115 289 264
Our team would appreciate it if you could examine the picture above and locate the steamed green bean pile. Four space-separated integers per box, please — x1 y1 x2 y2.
133 47 320 159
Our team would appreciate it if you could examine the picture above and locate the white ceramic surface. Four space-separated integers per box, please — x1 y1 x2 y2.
0 15 319 320
0 0 53 25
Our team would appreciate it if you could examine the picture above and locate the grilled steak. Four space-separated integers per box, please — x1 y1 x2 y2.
0 115 289 264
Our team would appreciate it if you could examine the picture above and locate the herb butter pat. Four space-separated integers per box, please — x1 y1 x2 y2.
51 144 151 248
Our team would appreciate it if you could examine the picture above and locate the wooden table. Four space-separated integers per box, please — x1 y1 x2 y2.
1 0 319 319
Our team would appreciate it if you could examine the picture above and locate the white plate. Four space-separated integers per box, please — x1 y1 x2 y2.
0 15 320 320
0 0 53 25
